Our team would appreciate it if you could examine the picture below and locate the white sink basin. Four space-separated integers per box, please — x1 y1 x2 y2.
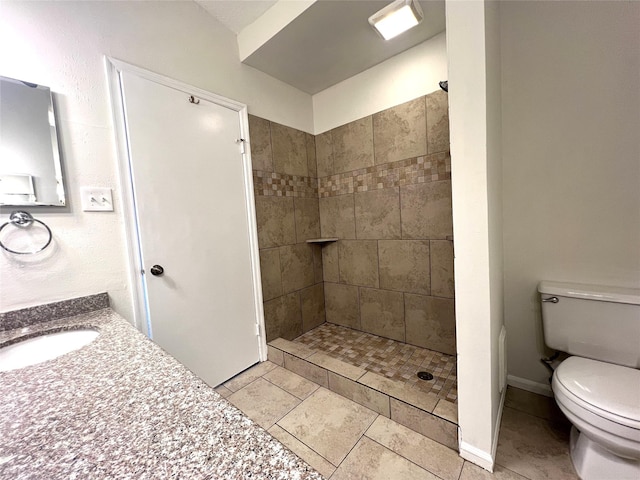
0 329 99 372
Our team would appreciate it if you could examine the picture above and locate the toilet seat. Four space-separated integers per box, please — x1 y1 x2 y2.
553 357 640 461
554 356 640 430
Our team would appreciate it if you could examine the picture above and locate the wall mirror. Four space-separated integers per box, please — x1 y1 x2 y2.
0 76 65 206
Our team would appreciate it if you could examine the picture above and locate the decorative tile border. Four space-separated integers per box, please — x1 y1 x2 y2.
0 293 110 331
319 151 451 198
253 170 318 198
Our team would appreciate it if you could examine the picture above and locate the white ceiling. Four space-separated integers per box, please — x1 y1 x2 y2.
196 0 446 95
196 1 278 34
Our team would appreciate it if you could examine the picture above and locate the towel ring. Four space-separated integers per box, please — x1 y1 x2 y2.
0 211 53 255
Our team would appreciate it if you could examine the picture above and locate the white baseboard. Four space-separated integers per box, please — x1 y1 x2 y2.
507 375 553 397
459 383 508 473
460 441 494 472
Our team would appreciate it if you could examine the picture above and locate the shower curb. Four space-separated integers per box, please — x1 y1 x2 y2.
267 338 459 452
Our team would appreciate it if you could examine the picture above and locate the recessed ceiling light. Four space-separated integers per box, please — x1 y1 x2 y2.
368 0 424 41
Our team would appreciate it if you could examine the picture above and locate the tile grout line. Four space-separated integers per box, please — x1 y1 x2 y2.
275 389 347 470
362 433 451 480
275 342 455 424
327 412 381 479
294 323 457 399
261 371 319 402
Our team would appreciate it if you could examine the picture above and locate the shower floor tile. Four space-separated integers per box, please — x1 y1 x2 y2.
294 323 457 404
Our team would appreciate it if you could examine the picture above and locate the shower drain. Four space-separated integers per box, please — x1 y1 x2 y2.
417 371 434 381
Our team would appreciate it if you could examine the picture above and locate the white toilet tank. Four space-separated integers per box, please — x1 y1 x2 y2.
539 281 640 368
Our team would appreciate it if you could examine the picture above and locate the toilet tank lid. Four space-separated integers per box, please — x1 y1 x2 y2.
538 281 640 305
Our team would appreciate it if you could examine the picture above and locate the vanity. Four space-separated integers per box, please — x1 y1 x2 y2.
0 295 322 479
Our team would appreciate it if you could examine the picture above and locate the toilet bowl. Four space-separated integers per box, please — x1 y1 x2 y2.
539 281 640 480
552 357 640 479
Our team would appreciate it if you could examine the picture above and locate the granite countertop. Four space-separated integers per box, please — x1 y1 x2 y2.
0 309 323 480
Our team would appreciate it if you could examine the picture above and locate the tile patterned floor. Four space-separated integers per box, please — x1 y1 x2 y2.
220 362 578 480
294 323 458 403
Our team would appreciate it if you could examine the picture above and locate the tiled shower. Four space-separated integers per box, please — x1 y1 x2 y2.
251 90 454 356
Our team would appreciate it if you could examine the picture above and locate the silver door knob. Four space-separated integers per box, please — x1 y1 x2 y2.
150 265 164 276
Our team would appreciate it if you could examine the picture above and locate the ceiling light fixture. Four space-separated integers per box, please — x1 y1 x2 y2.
368 0 424 41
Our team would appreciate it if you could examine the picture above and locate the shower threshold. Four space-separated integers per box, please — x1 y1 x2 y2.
267 323 458 451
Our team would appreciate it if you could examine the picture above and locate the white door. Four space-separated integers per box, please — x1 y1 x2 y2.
119 71 261 387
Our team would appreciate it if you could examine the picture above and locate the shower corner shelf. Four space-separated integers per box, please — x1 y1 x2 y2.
305 238 339 245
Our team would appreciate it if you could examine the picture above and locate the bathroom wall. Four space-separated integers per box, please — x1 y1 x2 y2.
0 1 313 319
249 116 325 342
313 31 447 133
446 0 504 466
317 91 455 354
500 1 640 391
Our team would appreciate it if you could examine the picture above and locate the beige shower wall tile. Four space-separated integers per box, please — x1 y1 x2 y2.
264 292 302 342
354 188 401 240
379 240 430 295
373 97 427 165
300 283 325 332
305 133 317 177
315 130 333 177
322 241 339 282
426 90 450 154
279 244 315 294
255 196 296 248
259 247 282 301
294 197 320 243
400 180 453 239
338 240 379 288
248 114 272 172
319 194 356 239
271 122 308 176
312 245 324 283
332 116 374 174
324 282 360 329
405 294 456 355
359 287 405 342
431 240 454 298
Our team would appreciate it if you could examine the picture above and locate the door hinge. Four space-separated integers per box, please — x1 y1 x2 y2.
236 138 246 154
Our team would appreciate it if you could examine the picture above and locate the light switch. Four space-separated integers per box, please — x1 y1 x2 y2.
80 187 114 211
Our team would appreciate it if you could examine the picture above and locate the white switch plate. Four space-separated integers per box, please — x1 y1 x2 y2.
80 187 114 211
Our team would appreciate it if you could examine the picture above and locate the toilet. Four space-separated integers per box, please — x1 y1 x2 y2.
539 281 640 480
